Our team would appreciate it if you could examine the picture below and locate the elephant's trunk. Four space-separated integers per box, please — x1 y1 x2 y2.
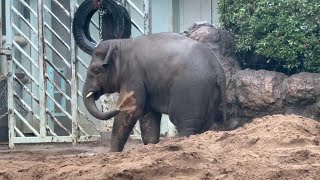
83 91 120 120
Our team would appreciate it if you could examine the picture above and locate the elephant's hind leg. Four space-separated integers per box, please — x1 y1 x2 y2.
139 110 161 145
175 118 203 137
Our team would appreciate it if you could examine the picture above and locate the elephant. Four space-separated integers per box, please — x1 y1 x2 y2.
78 32 227 152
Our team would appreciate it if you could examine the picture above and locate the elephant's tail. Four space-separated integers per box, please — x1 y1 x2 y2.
217 71 227 123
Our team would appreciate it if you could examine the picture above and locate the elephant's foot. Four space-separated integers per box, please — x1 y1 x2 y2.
142 136 160 145
109 111 140 152
109 138 127 152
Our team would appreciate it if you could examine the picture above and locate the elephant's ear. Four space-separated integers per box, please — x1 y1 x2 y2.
102 46 118 68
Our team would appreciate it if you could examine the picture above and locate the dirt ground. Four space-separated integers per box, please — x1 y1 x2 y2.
1 114 320 180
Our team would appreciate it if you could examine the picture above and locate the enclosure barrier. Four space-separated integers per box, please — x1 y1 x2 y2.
124 0 151 35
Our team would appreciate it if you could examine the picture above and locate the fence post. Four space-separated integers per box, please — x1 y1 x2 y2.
5 0 15 149
143 0 152 35
37 0 47 137
70 0 78 145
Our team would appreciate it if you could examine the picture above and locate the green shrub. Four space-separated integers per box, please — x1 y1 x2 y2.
218 0 320 73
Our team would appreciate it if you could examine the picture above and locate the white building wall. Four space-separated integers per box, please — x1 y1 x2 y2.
129 0 220 35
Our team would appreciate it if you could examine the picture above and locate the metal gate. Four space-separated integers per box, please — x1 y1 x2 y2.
1 0 152 148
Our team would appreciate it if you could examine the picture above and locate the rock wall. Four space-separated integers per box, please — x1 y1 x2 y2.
185 23 320 129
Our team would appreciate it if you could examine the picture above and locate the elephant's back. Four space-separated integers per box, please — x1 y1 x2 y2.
131 33 219 78
132 32 214 64
133 32 198 52
133 33 217 82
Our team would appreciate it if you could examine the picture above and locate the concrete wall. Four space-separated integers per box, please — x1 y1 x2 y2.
151 0 173 33
175 0 220 32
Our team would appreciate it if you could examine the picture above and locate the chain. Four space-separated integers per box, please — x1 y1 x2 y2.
0 80 9 120
0 111 9 120
98 7 107 42
97 0 122 42
97 0 124 42
0 74 7 81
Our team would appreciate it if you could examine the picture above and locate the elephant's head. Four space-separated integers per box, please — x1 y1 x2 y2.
82 44 135 120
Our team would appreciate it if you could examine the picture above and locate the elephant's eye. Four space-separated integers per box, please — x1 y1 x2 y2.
93 69 99 75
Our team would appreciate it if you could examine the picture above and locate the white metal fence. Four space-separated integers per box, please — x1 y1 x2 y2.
0 0 151 148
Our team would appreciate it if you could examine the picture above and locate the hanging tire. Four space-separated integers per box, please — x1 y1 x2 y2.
72 0 132 55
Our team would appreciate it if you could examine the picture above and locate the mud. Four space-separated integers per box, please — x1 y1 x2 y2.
1 114 320 180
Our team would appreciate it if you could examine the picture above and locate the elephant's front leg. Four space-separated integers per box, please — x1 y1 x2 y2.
109 88 146 152
110 112 139 152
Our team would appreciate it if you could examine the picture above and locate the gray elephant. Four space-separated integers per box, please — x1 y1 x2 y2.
78 32 227 152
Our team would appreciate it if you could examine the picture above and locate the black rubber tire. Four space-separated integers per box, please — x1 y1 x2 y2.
72 0 132 55
118 2 132 38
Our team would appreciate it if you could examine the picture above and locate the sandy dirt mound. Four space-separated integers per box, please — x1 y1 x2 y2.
1 114 320 180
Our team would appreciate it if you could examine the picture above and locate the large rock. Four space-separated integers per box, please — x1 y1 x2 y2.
231 69 287 117
283 72 320 119
184 23 241 90
228 70 320 128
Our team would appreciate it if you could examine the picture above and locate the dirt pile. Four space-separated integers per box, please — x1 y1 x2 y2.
1 115 320 179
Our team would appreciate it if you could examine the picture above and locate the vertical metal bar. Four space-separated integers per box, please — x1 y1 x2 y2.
47 65 55 128
44 0 55 132
29 1 40 132
38 0 47 137
0 15 3 73
6 0 15 149
124 0 128 10
143 0 152 35
60 68 66 109
172 0 180 33
70 0 78 145
211 0 213 25
0 18 2 51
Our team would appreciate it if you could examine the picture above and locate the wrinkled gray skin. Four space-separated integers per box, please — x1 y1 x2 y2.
82 32 227 152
